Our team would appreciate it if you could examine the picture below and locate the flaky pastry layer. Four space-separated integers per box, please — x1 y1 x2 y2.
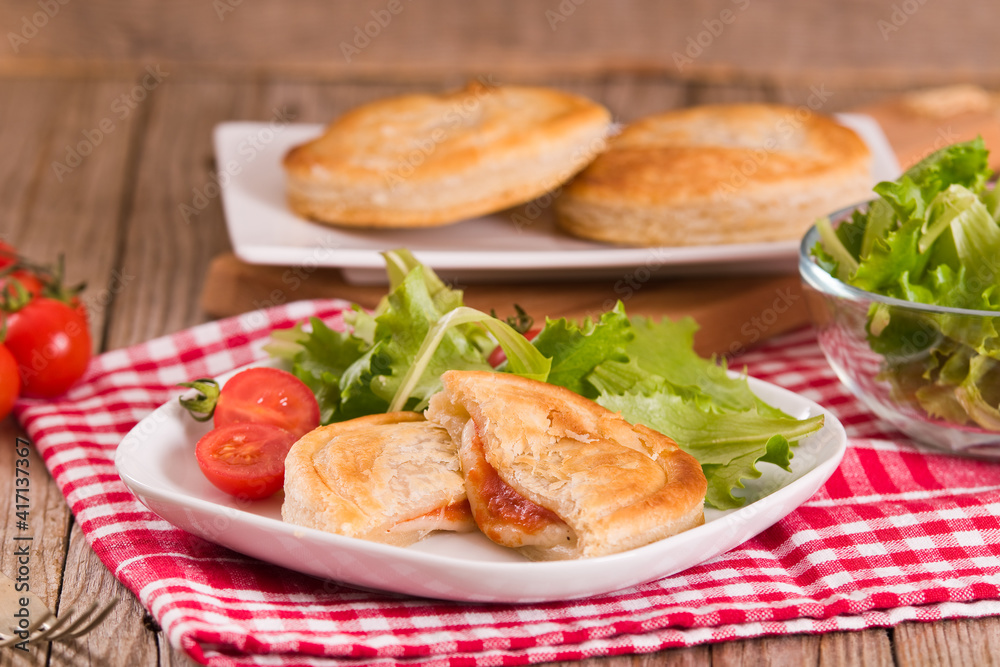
426 371 707 560
284 81 612 227
555 103 872 246
281 412 474 546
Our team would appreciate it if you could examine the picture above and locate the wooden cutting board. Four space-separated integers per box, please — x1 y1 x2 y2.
200 87 1000 356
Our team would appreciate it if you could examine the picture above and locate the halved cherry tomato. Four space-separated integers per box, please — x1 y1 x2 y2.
195 422 296 499
487 328 541 367
4 297 91 398
0 344 19 421
212 367 320 438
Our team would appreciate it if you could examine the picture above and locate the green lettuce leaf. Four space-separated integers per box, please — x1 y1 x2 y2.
267 253 826 510
597 379 822 509
529 303 632 398
588 316 823 510
370 266 491 410
812 138 1000 430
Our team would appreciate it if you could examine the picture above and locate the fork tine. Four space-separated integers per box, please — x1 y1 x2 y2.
0 598 119 645
51 599 118 639
44 601 100 638
0 609 54 648
22 607 80 643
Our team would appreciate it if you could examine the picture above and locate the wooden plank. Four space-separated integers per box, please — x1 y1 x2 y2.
772 86 904 115
819 630 893 667
893 618 1000 667
637 646 712 666
106 79 261 349
711 633 821 665
200 252 807 358
601 76 687 121
0 418 70 667
545 629 892 667
161 646 202 667
104 76 269 665
707 629 896 667
0 77 137 350
0 75 144 666
46 524 158 665
687 82 771 106
858 90 1000 171
3 1 1000 89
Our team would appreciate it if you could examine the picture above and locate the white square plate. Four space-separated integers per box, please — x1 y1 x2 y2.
213 114 900 284
115 361 847 603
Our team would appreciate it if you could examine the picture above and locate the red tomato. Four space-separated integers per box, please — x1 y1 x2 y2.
487 328 541 367
195 423 296 499
0 241 17 270
4 297 91 398
0 344 19 420
214 367 320 438
0 271 43 302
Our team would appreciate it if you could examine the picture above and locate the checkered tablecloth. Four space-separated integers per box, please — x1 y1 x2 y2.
15 299 1000 666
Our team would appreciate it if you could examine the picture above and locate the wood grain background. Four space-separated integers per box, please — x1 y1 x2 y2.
2 2 1000 665
3 0 1000 88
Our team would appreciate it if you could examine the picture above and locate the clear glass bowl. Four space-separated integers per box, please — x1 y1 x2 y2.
799 207 1000 458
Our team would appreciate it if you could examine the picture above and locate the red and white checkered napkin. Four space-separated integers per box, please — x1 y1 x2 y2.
15 300 1000 666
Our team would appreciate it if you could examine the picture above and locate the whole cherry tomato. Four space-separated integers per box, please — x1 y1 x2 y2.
4 297 91 398
0 344 19 420
0 271 43 302
195 422 297 499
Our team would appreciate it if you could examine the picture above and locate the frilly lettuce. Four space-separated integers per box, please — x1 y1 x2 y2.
812 137 1000 428
267 249 823 510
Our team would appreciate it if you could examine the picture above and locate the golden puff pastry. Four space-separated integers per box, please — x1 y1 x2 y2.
283 81 612 228
281 412 475 546
426 371 707 561
555 103 872 247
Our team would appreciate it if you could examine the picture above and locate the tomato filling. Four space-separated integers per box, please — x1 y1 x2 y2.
402 499 473 524
469 425 565 534
391 499 474 534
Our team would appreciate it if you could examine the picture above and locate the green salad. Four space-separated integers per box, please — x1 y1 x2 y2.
812 137 1000 429
266 249 823 510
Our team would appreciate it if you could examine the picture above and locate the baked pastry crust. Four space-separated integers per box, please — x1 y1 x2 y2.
555 103 872 246
284 81 612 228
281 412 475 546
426 371 707 560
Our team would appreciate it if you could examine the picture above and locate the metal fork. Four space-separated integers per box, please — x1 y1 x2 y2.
0 569 117 647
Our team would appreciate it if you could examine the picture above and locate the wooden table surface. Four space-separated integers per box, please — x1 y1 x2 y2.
4 2 1000 665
